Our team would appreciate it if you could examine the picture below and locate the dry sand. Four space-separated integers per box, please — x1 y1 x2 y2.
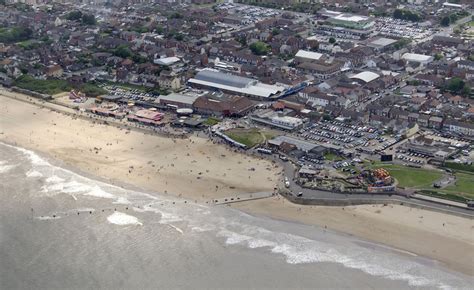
0 92 280 200
234 198 474 275
1 92 473 275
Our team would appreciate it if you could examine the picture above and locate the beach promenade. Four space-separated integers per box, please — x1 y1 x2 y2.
1 89 473 275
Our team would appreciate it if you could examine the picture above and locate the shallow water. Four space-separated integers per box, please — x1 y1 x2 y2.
0 142 472 289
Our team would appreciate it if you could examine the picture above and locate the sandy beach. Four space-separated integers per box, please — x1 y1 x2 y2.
0 91 280 201
1 91 473 276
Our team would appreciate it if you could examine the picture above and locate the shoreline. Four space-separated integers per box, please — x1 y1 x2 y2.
1 92 473 276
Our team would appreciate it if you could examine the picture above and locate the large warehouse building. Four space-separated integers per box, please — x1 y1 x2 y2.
326 13 374 30
187 69 285 100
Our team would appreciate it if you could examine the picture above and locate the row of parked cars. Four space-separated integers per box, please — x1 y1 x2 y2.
395 154 425 165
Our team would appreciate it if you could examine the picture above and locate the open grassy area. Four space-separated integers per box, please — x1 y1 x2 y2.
444 162 474 173
14 75 107 97
14 75 71 95
225 128 276 148
368 163 443 189
324 152 343 161
204 117 221 126
441 172 474 199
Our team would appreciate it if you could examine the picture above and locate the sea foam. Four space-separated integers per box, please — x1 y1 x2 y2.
107 212 142 226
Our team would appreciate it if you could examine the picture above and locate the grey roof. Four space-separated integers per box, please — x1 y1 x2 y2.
369 37 397 48
194 70 255 88
269 136 318 152
157 93 199 105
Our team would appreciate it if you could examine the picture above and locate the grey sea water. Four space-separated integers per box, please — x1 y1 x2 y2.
0 142 472 289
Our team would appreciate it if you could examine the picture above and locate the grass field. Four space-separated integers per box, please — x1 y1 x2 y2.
204 117 221 126
14 75 71 95
368 163 443 189
441 172 474 199
225 128 276 148
14 75 106 97
324 152 343 161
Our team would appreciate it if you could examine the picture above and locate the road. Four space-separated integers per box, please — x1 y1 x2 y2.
268 153 474 218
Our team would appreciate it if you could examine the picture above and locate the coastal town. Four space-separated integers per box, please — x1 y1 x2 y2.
0 0 473 212
1 1 474 288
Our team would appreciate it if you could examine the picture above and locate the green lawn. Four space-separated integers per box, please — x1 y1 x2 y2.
225 128 275 148
14 75 107 97
441 172 474 199
324 152 343 161
204 117 221 126
17 40 41 50
368 164 443 189
14 75 71 95
225 129 264 148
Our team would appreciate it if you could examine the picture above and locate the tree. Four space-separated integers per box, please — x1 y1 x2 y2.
169 12 182 19
236 36 247 47
249 41 269 56
393 9 421 22
174 33 184 41
0 26 33 43
434 53 443 61
393 9 403 19
114 45 131 58
272 28 280 36
461 85 471 97
155 25 164 34
329 37 336 44
66 10 82 21
441 16 450 27
81 14 96 25
447 77 465 93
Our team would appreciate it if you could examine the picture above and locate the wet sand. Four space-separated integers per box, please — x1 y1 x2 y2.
1 92 473 276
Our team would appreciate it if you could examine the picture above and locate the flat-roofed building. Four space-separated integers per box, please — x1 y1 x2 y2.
157 93 199 109
327 13 374 30
268 136 318 152
193 94 254 117
188 69 285 100
297 58 346 80
402 53 434 65
367 37 397 52
295 50 324 63
250 110 304 131
349 71 380 84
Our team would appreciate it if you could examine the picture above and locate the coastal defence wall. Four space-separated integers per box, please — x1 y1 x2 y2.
279 192 473 219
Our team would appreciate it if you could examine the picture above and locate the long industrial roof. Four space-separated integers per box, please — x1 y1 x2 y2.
402 53 433 63
194 69 254 88
332 13 370 23
188 69 285 98
157 93 199 105
349 71 380 83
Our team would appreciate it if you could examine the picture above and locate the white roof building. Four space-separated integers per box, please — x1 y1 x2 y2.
401 53 434 64
295 50 323 61
154 56 181 66
349 71 380 83
188 69 285 99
